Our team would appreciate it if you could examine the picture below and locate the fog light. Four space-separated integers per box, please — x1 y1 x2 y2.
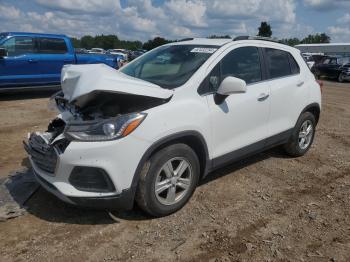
69 167 115 192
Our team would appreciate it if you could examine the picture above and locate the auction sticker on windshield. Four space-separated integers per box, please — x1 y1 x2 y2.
190 47 217 54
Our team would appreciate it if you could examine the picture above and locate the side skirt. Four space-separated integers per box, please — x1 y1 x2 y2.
207 129 293 174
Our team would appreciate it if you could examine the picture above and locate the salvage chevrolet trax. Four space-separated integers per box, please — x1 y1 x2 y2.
25 37 322 216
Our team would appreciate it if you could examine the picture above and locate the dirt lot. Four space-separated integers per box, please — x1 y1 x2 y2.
0 81 349 262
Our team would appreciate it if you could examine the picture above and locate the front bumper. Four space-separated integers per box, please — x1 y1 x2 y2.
33 169 134 210
25 132 152 210
342 72 350 81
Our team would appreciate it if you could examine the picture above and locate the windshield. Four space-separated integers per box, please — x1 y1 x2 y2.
120 44 219 89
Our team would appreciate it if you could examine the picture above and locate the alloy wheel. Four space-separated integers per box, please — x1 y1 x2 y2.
154 157 193 206
298 120 313 150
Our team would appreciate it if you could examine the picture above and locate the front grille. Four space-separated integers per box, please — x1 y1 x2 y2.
24 133 59 174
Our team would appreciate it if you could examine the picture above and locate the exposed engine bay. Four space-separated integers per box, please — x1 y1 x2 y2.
53 90 169 121
44 88 171 145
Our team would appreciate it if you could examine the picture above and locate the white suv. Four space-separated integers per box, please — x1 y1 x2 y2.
25 37 322 216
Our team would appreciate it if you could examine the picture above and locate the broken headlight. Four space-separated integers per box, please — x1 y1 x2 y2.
65 113 146 141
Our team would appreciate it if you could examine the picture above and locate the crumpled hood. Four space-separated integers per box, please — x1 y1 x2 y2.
60 64 173 104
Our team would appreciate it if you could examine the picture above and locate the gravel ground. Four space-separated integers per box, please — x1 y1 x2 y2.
0 81 349 262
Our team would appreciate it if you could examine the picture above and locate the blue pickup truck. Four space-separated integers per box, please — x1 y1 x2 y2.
0 32 121 90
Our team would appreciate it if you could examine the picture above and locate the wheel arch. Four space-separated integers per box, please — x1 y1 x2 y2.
129 131 210 202
301 103 321 124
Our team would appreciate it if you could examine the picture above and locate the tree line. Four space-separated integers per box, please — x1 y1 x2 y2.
258 21 330 46
71 35 143 51
71 22 331 51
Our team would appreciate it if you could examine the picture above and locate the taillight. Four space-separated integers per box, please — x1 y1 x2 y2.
316 80 323 94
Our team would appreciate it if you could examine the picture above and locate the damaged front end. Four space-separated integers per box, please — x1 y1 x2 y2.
50 90 170 142
25 64 173 174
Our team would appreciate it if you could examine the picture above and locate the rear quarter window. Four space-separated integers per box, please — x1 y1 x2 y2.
288 54 300 75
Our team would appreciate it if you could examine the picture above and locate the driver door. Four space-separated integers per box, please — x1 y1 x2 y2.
205 46 270 165
0 36 41 87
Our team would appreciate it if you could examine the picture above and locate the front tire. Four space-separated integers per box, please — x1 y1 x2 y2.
283 112 316 157
338 73 345 83
136 144 200 217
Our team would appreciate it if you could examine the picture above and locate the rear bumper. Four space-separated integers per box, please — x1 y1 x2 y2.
33 169 134 210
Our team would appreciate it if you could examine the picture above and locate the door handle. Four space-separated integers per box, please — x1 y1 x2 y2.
63 60 73 63
257 93 269 101
297 81 304 87
28 59 38 63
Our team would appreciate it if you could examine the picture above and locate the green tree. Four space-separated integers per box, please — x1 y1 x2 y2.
142 37 170 50
258 22 272 37
80 35 95 49
76 35 143 50
301 33 330 44
280 37 301 46
70 37 81 48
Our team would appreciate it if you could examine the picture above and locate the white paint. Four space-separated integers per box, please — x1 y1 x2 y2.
29 38 322 203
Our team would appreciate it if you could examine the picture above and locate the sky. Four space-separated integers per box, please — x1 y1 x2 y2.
0 0 350 42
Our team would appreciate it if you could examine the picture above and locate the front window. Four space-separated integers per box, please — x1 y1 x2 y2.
120 45 219 89
221 46 262 84
0 36 35 56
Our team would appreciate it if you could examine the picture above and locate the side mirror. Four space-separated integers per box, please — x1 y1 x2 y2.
216 76 247 96
0 48 7 58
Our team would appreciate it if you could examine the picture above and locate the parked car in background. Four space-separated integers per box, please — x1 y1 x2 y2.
25 37 321 216
88 48 105 54
312 56 350 82
338 63 350 82
0 32 120 90
75 48 88 54
302 53 327 69
129 49 146 60
107 49 128 60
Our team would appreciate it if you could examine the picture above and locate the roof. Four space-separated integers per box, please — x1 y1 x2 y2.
0 32 67 38
167 37 297 53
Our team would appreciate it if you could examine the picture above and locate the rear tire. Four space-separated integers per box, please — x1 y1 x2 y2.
283 112 316 157
135 144 200 217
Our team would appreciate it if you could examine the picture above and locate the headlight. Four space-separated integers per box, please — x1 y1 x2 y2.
65 113 146 141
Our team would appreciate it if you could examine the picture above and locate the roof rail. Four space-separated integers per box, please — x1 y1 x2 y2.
233 36 282 44
177 38 194 42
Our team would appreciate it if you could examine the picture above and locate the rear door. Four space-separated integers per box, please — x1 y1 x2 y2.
35 37 75 84
263 48 308 138
0 36 41 87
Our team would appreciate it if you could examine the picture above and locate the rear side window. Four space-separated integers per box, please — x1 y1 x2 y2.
221 46 262 84
264 48 292 78
36 38 68 54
